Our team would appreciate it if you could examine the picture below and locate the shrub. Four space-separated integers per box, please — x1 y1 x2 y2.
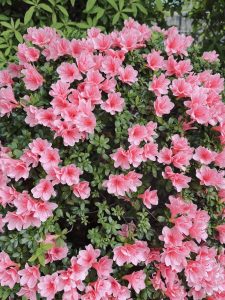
0 19 225 300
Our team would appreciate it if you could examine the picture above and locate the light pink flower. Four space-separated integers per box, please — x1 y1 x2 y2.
77 244 100 269
18 264 40 288
31 179 56 201
216 224 225 244
38 274 63 300
72 181 91 199
193 146 216 165
128 124 147 145
123 270 146 294
111 148 130 169
57 62 82 83
145 50 164 71
118 65 138 85
202 50 219 63
60 164 82 186
138 188 158 209
101 92 125 115
149 74 170 96
154 95 174 117
21 64 44 91
93 256 113 278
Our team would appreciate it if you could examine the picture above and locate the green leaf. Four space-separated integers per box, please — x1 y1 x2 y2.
112 12 120 24
24 6 35 24
0 21 12 29
135 3 148 15
15 31 23 43
155 0 163 11
70 0 76 5
119 0 124 11
85 0 96 12
107 0 118 11
96 7 105 20
39 3 53 12
75 22 89 29
57 5 69 16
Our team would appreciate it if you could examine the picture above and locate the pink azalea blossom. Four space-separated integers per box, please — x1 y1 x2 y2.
72 181 91 199
138 188 158 209
18 264 40 288
21 64 44 91
57 62 82 83
118 65 138 85
31 179 56 201
154 95 174 117
149 74 170 96
101 92 125 115
77 244 100 269
123 270 146 294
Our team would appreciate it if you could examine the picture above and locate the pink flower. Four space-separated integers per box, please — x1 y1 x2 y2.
123 270 146 294
149 74 170 96
160 226 183 247
101 92 125 115
3 212 24 231
127 145 143 167
93 256 113 278
33 201 57 222
165 29 193 56
17 286 38 300
158 147 173 164
118 66 138 85
163 166 191 192
31 179 56 201
21 64 44 91
18 264 40 288
60 164 82 186
138 188 158 209
143 142 158 161
0 266 19 288
154 95 174 117
111 148 130 170
193 146 216 165
72 181 91 199
0 86 18 117
8 160 30 181
202 50 219 63
57 62 82 83
103 174 128 196
77 244 100 269
75 112 96 134
128 124 147 145
39 148 60 169
171 78 191 98
38 274 63 300
145 50 164 70
216 224 225 244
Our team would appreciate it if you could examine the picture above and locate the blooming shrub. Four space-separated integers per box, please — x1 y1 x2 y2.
0 18 225 300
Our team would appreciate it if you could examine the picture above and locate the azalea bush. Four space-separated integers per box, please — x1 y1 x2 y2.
0 18 225 300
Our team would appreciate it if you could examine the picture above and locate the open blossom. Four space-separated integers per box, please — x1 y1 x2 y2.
102 174 128 196
57 62 82 82
138 188 158 209
163 166 191 192
145 50 164 70
118 65 138 84
101 92 125 115
202 50 219 63
18 264 40 288
128 124 147 145
123 270 146 294
38 274 63 300
149 74 170 96
31 179 56 201
72 181 91 199
216 224 225 244
154 95 174 117
60 164 82 186
111 148 130 169
193 146 216 165
77 244 100 269
21 64 44 91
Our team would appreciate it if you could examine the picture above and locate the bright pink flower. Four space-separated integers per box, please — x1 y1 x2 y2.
128 124 147 145
193 146 216 165
93 256 113 278
3 212 24 231
171 78 191 98
77 244 100 269
60 164 82 186
18 264 40 288
125 171 143 192
165 29 193 56
123 270 146 294
17 43 40 64
29 138 52 155
202 50 219 63
138 188 158 209
160 226 183 247
163 166 191 192
143 142 158 161
34 201 57 222
118 65 138 85
17 286 38 300
0 70 13 86
39 148 60 169
101 92 125 115
31 179 56 201
158 147 173 164
196 166 220 187
103 174 128 196
145 50 164 70
0 266 19 288
57 62 82 83
189 210 210 242
72 181 91 199
8 160 30 181
0 86 18 117
127 145 143 167
111 148 130 169
75 112 96 134
154 95 174 117
161 245 190 272
149 74 170 96
21 64 44 91
38 274 63 300
46 245 68 264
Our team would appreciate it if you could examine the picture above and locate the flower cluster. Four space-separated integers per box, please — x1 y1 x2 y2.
0 18 224 300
